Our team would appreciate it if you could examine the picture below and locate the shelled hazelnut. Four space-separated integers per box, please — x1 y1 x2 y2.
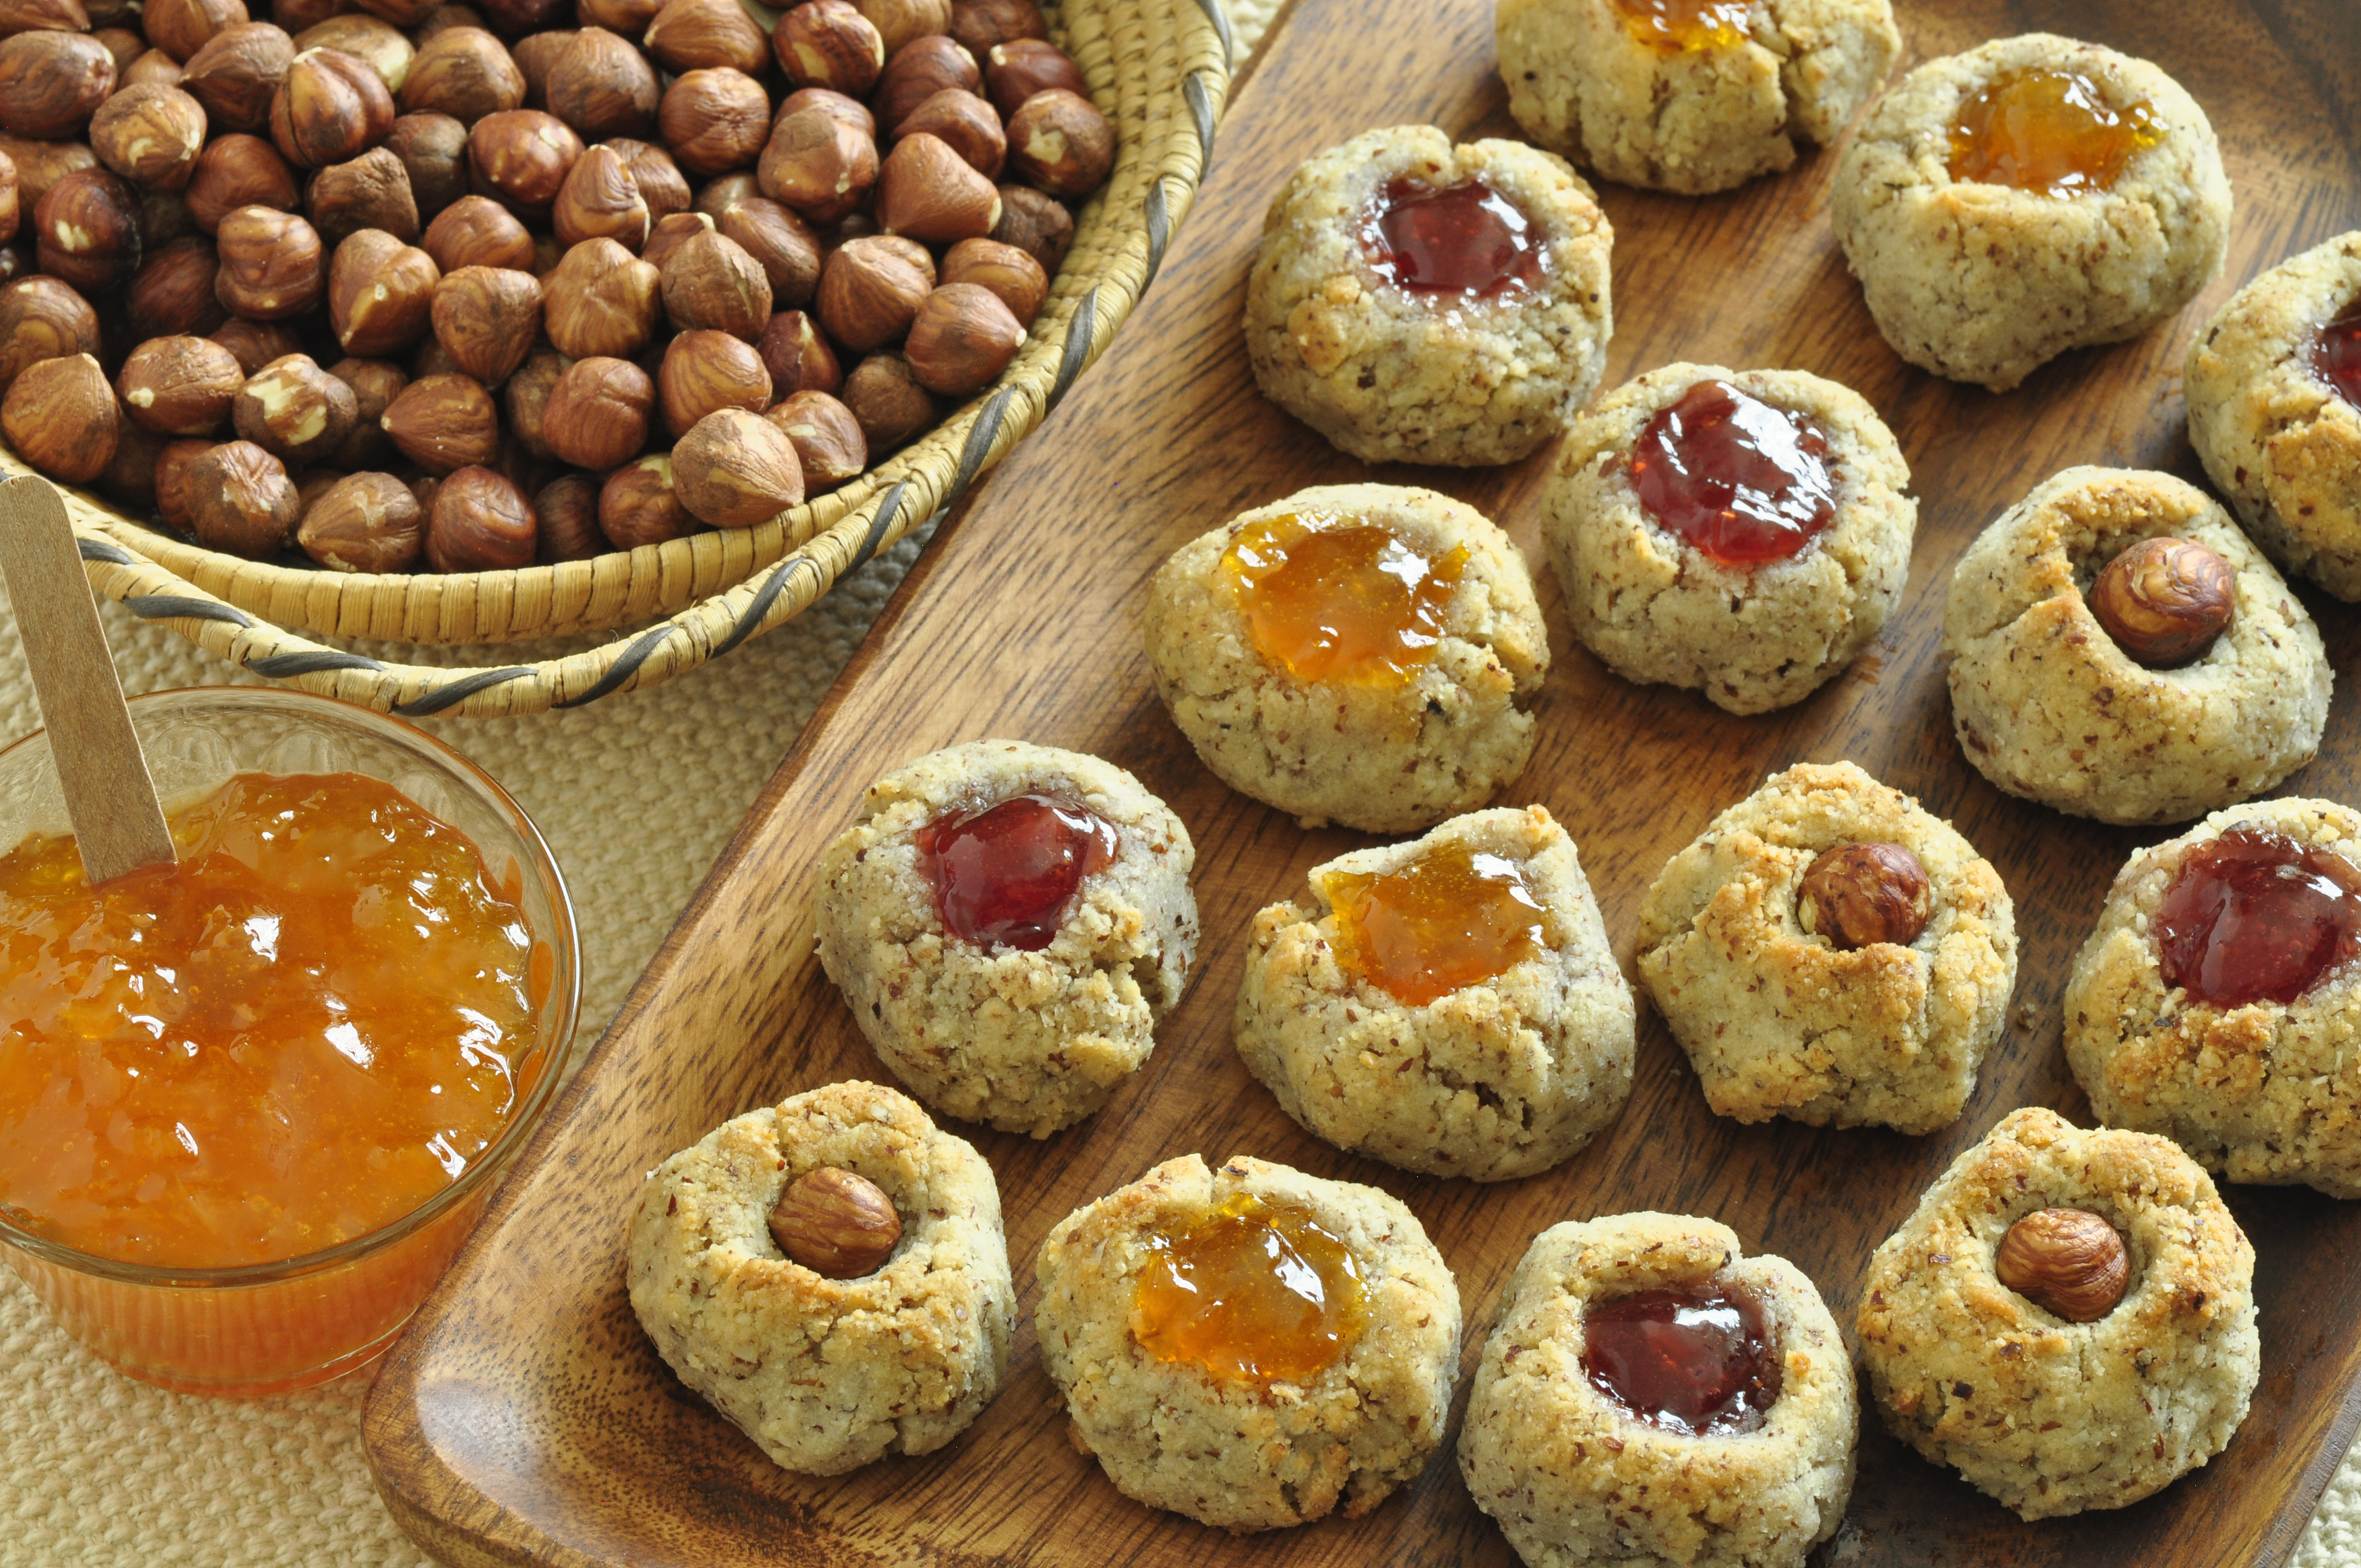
875 34 977 131
179 23 294 133
1994 1208 2129 1323
775 1 882 99
154 435 212 526
815 232 932 352
126 52 187 88
1 350 116 480
758 101 877 224
840 349 931 449
232 351 359 464
948 0 1043 56
779 85 875 137
0 277 96 396
1005 87 1109 196
467 107 580 215
857 0 951 57
542 352 650 468
2088 537 2234 668
400 24 523 124
429 262 541 382
183 439 298 558
271 47 397 168
552 141 649 249
940 234 1042 325
982 37 1083 118
719 196 818 306
638 206 710 269
209 316 300 372
146 0 246 66
507 27 572 108
543 232 659 356
100 424 169 507
329 227 439 355
0 148 17 249
671 404 800 526
425 460 534 568
532 469 602 559
1797 843 1932 950
757 307 841 394
991 182 1069 269
767 1165 901 1276
293 17 415 94
903 280 1019 394
501 344 565 455
576 0 657 37
658 67 768 178
386 110 469 215
657 325 766 434
661 226 769 338
215 203 325 317
894 88 1003 179
691 170 756 220
34 167 142 292
307 145 421 240
329 355 406 465
0 32 116 139
597 449 689 546
297 468 423 570
89 85 208 192
116 333 244 434
765 388 863 488
423 189 534 269
641 0 767 77
0 135 98 213
186 133 300 232
544 26 656 138
606 134 688 218
875 130 997 242
126 237 230 338
380 368 498 470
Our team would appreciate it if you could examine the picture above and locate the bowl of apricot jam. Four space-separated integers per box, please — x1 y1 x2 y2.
0 688 578 1396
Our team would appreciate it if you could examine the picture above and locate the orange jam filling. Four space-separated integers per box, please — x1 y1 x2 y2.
1130 1190 1366 1385
1612 0 1750 51
1947 67 2162 197
1217 513 1468 688
1325 841 1548 1006
0 772 541 1270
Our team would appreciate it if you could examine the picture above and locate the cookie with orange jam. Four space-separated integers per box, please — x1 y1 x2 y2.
1833 33 2230 391
1234 806 1635 1180
1144 482 1547 832
1541 362 1914 715
1035 1153 1461 1532
1497 0 1900 195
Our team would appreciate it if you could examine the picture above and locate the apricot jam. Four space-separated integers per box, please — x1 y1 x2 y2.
1130 1190 1366 1385
1325 842 1548 1007
1583 1283 1781 1436
1631 379 1837 566
915 793 1118 951
1947 68 2162 197
1361 177 1544 300
1218 513 1469 688
2155 827 2361 1009
0 772 538 1271
1612 0 1750 52
2314 299 2361 409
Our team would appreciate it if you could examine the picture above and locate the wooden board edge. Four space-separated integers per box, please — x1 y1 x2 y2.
2260 1351 2361 1564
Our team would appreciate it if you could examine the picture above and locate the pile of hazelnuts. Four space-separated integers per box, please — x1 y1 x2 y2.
0 0 1111 572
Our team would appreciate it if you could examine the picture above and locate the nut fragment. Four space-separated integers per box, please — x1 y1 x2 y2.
940 234 1042 325
89 84 208 192
379 368 498 471
1005 87 1111 197
297 467 422 570
815 231 932 352
542 232 660 356
423 189 534 270
542 353 651 469
765 388 863 488
425 461 535 569
270 47 396 168
184 438 298 558
597 449 689 546
2088 537 2235 668
186 133 300 233
429 263 541 383
1993 1207 2130 1323
232 351 358 464
543 26 657 139
657 325 768 434
117 333 244 434
774 0 883 99
657 66 769 178
214 203 325 318
1796 842 1932 951
329 227 439 354
766 1164 901 1277
0 350 116 481
660 226 770 339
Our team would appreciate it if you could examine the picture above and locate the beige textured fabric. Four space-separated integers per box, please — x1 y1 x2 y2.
2 2 2357 1560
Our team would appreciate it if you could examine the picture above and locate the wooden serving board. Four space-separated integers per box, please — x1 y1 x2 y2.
362 0 2361 1562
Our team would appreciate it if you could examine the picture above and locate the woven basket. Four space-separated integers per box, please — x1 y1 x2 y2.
11 0 1233 717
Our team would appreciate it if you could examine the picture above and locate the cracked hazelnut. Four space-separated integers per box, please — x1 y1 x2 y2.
543 26 656 139
940 234 1042 326
767 1165 900 1277
597 450 689 546
90 84 208 192
542 352 650 469
542 232 659 356
1005 88 1111 197
855 0 950 55
982 36 1082 118
841 350 930 449
1797 842 1931 950
638 206 710 270
656 324 766 434
902 279 1020 394
660 226 770 339
35 167 142 293
876 130 998 243
117 333 243 434
672 404 800 526
380 368 497 471
386 110 469 217
329 227 438 354
949 0 1042 53
398 25 520 124
179 21 292 131
1 351 116 481
815 232 932 352
765 388 862 488
186 439 300 558
499 344 563 456
127 236 228 338
0 275 99 395
307 145 420 240
0 32 115 138
552 141 648 249
425 460 532 569
757 102 877 225
2088 536 2235 668
875 34 976 131
422 189 532 270
658 66 769 178
187 133 300 233
467 106 581 217
605 134 688 219
641 0 767 77
270 47 396 168
895 87 1003 179
208 315 299 372
145 0 244 63
232 350 358 464
775 1 883 98
1994 1207 2129 1323
756 307 840 394
215 203 324 317
327 354 405 465
532 470 602 560
153 435 213 527
719 196 819 307
990 181 1068 269
292 16 413 93
429 262 540 382
297 467 422 570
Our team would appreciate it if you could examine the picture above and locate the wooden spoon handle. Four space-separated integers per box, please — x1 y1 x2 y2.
0 475 175 884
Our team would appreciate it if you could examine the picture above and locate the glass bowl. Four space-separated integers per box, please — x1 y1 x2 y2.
0 688 578 1396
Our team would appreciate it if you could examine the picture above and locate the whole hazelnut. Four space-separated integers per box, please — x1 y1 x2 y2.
100 422 170 508
657 67 769 178
876 36 978 135
328 226 439 353
297 467 421 569
641 0 767 77
719 196 818 307
270 47 396 168
875 131 998 243
117 333 244 434
604 134 687 219
691 170 757 220
940 234 1043 326
543 26 656 140
179 21 293 131
671 405 800 527
638 206 710 270
853 0 950 56
764 388 862 488
208 315 300 372
989 182 1068 270
895 87 1003 179
982 36 1082 118
840 350 931 450
766 1165 900 1277
657 325 767 435
0 275 99 394
815 232 933 353
499 344 563 456
327 353 405 465
306 144 420 240
542 233 659 357
379 368 497 471
2088 537 2236 668
1797 842 1932 951
398 24 521 125
385 110 469 216
507 26 572 108
466 106 581 217
755 307 839 394
0 134 98 214
757 102 877 225
1 350 117 481
124 50 187 88
474 0 567 40
574 0 657 38
145 0 246 63
597 451 689 546
125 237 227 340
293 15 412 92
0 31 115 138
422 189 532 270
418 2 490 31
552 141 648 249
542 353 650 469
429 262 540 382
777 84 873 137
34 167 143 293
0 146 17 247
1005 88 1111 197
90 84 208 192
425 461 532 569
532 470 602 560
214 203 324 317
153 434 213 527
902 280 1020 395
948 0 1042 55
1993 1207 2130 1323
186 133 300 233
186 439 302 557
774 1 883 99
231 350 357 464
660 227 770 340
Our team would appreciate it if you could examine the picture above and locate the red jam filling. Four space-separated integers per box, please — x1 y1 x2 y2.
2314 299 2361 410
1360 177 1543 301
1630 379 1838 566
2155 827 2361 1008
1582 1284 1781 1437
1946 67 2162 198
913 793 1118 952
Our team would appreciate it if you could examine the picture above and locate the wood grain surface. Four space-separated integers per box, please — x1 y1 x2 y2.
362 1 2361 1563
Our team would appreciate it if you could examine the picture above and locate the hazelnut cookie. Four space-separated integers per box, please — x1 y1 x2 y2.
1497 0 1900 195
1542 362 1915 715
1832 33 2231 391
1635 761 2017 1134
2185 230 2361 598
1143 483 1548 833
1234 805 1636 1182
626 1080 1016 1476
2066 797 2361 1197
812 741 1198 1138
1460 1211 1856 1568
1243 125 1613 466
1943 466 2329 826
1036 1152 1461 1532
1859 1108 2258 1519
